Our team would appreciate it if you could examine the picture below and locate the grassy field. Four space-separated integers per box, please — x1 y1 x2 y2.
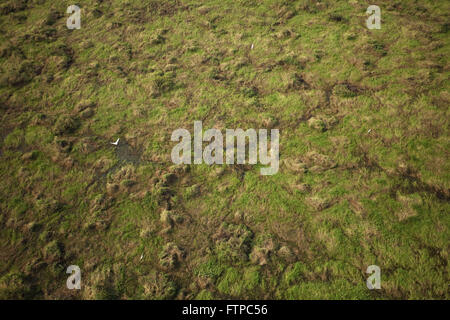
0 0 448 299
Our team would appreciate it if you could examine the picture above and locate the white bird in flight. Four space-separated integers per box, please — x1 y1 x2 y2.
111 138 120 145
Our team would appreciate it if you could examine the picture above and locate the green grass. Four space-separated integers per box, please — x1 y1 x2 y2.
0 0 449 299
